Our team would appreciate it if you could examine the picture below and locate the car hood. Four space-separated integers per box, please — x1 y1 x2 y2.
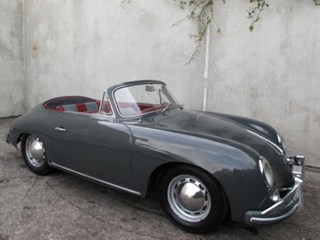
139 108 285 164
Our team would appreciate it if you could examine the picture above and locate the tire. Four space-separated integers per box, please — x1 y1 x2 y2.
159 165 228 233
21 134 53 175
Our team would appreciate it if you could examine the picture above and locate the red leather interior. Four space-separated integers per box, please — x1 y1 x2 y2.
52 101 162 115
75 103 87 112
54 106 65 111
54 101 100 113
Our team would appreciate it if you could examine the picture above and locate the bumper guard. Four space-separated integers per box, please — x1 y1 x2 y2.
245 155 305 225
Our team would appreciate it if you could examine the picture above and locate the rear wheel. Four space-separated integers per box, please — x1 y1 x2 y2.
159 165 228 233
21 134 52 175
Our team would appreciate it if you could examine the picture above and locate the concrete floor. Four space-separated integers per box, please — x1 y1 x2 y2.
1 117 319 239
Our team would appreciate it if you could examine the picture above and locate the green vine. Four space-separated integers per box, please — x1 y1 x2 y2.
247 0 269 32
121 0 319 63
172 0 271 63
173 0 225 63
121 0 130 8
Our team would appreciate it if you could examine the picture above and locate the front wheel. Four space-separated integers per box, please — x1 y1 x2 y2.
21 134 53 175
159 165 228 233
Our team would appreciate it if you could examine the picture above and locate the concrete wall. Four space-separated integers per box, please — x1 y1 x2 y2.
208 0 320 166
0 0 24 117
1 0 319 167
24 0 203 110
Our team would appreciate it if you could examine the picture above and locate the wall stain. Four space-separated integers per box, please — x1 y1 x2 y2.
288 99 292 112
31 41 39 58
32 43 38 51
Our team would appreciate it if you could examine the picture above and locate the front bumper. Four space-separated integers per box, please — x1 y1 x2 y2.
245 155 305 225
4 134 10 144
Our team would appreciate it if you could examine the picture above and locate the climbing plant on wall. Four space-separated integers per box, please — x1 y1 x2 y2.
173 0 270 62
122 0 319 63
173 0 319 62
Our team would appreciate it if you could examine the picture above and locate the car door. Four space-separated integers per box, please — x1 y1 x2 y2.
52 112 132 188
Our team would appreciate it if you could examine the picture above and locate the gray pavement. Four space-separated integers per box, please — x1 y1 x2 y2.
0 117 319 239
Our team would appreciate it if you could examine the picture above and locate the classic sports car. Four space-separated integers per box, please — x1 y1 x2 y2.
4 80 305 233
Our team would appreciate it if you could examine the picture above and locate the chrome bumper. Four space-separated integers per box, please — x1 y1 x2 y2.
4 134 10 144
245 155 305 225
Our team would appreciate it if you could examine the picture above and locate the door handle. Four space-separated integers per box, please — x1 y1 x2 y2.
55 127 66 132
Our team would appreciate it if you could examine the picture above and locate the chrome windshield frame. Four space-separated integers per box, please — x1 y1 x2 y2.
99 90 116 118
111 82 180 119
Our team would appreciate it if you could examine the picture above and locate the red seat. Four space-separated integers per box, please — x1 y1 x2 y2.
54 105 65 111
53 101 100 113
75 103 87 112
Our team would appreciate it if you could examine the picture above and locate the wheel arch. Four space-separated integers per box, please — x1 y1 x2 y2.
145 157 266 224
14 131 55 164
146 162 230 207
20 133 54 175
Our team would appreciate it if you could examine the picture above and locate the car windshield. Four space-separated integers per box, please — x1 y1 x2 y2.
114 83 179 117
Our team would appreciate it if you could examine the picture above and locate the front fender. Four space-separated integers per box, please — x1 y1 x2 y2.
128 125 269 223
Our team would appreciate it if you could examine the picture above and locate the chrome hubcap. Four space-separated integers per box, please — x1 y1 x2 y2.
25 135 45 167
168 175 211 222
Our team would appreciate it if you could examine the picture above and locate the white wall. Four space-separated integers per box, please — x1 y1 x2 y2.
207 0 320 166
0 0 24 117
24 0 203 110
1 0 319 167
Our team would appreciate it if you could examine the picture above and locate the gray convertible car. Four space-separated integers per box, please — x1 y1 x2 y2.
4 80 305 233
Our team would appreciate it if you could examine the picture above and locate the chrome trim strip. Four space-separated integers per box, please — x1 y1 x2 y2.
246 129 284 155
98 90 106 114
50 162 141 196
261 200 284 215
251 203 299 223
98 90 115 117
54 127 66 132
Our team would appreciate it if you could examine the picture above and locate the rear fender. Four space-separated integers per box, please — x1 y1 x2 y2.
8 105 57 162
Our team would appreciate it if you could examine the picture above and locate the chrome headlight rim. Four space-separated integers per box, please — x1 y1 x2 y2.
259 157 274 190
277 133 286 155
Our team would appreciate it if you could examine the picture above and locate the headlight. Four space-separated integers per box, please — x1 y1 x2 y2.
259 157 274 190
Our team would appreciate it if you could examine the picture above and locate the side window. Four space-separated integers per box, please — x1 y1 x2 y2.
100 91 113 115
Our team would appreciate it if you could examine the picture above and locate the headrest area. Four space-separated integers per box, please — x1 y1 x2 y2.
54 101 101 113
